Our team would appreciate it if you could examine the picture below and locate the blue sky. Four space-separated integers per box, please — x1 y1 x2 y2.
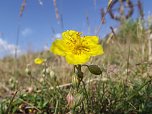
0 0 152 57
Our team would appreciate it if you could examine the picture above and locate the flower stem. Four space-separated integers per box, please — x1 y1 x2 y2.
82 80 89 113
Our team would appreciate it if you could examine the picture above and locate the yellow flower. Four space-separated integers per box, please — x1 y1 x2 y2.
34 58 44 65
50 30 104 64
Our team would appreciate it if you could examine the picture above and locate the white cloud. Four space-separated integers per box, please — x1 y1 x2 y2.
0 38 22 57
54 33 61 38
38 0 43 5
21 28 32 37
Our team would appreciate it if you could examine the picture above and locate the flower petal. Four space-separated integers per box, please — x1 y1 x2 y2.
34 58 44 65
81 36 104 56
50 39 65 56
82 36 99 44
65 53 90 65
62 30 81 46
88 44 104 56
62 30 81 39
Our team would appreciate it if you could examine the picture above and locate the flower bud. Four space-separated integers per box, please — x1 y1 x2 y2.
42 69 46 77
72 73 79 88
46 68 50 74
25 67 31 76
49 70 56 80
66 91 84 108
66 92 74 108
39 78 44 82
87 65 102 75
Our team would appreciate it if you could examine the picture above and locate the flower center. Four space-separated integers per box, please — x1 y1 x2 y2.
73 45 89 55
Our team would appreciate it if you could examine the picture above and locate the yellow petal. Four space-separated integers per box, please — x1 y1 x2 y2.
50 39 65 56
65 53 90 65
82 36 99 44
34 58 44 65
62 30 81 39
62 30 81 45
89 44 104 56
81 36 104 56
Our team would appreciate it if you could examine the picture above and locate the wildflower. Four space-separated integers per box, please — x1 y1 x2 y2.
34 58 44 65
50 30 104 64
66 92 74 107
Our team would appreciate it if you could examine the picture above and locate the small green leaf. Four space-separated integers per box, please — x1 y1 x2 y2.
87 65 102 75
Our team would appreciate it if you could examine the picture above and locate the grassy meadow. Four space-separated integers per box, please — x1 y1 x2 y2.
1 1 152 114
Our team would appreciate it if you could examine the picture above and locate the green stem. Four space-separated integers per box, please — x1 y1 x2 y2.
54 100 59 114
82 80 89 113
6 91 18 114
101 82 105 103
73 65 76 73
